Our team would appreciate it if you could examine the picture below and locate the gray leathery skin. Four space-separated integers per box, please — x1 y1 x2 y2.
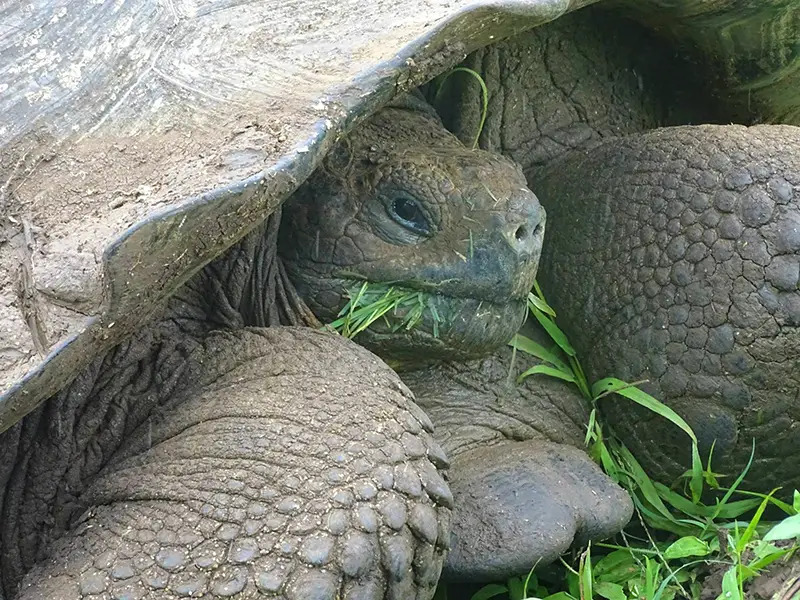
535 125 800 489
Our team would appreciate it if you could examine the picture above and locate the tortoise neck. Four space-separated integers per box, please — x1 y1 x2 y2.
165 208 320 336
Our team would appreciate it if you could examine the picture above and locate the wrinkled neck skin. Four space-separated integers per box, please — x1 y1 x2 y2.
165 209 319 337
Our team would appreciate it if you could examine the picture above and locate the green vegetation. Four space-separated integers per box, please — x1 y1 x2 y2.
452 283 800 600
327 281 441 338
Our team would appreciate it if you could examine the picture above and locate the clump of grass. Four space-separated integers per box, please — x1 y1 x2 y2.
326 281 441 339
443 281 800 600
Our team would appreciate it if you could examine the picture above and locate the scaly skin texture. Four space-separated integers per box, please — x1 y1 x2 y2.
535 125 800 489
12 328 452 600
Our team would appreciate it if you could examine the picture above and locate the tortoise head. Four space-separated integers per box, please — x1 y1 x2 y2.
278 99 544 365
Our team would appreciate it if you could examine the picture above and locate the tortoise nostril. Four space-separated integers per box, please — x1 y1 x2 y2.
533 223 543 237
514 225 528 241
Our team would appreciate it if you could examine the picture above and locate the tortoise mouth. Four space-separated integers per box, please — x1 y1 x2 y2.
327 278 528 367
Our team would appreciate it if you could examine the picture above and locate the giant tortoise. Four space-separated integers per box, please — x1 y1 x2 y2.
1 0 799 599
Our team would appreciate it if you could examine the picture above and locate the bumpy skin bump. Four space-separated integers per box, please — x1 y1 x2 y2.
13 328 452 600
535 125 800 489
401 344 633 581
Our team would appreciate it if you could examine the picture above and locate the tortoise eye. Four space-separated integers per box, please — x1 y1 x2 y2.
389 195 430 234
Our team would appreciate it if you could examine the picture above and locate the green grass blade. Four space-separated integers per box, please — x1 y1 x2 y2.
689 443 704 504
528 291 557 317
722 489 797 515
748 546 795 571
522 563 540 599
509 334 571 372
327 283 437 339
592 378 697 444
532 280 548 304
584 409 597 447
736 491 777 553
579 546 593 600
518 364 577 385
707 498 762 520
651 482 702 517
435 67 488 149
644 557 660 599
708 441 756 525
615 444 678 524
631 500 696 537
589 435 620 482
507 576 526 600
652 559 720 600
569 356 592 400
652 481 760 520
532 309 577 357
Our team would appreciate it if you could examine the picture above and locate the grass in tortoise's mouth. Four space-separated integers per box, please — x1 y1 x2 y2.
326 278 526 341
326 281 443 339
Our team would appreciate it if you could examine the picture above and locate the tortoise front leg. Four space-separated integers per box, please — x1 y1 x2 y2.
17 328 451 600
533 124 800 491
402 345 633 582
